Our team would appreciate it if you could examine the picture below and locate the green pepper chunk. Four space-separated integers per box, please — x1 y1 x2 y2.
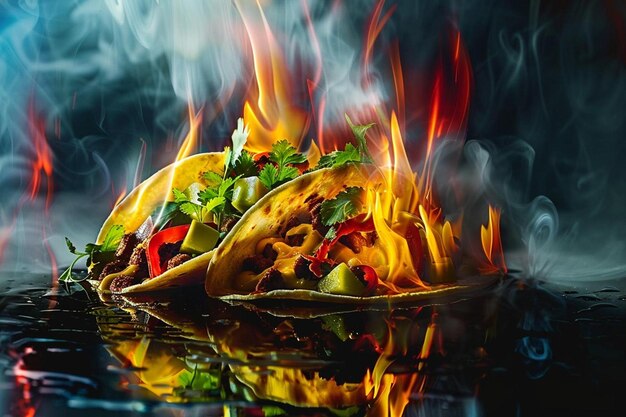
231 177 268 213
180 220 219 255
317 263 366 296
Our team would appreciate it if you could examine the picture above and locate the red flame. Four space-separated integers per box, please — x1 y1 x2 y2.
26 102 54 210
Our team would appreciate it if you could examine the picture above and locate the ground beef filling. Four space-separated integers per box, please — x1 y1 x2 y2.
243 255 274 274
294 255 316 280
115 234 139 263
255 268 285 292
98 260 127 281
158 241 182 271
338 231 377 253
109 274 140 292
166 253 192 270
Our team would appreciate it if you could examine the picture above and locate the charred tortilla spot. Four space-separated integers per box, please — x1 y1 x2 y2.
304 193 320 204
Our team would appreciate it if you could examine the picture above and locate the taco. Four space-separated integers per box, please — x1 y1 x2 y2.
206 163 500 305
62 118 314 295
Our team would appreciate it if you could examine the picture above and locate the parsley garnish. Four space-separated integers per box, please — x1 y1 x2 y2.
60 225 124 282
320 187 364 226
258 140 306 189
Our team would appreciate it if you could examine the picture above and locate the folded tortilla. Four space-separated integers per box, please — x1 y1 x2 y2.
206 164 498 305
95 152 224 294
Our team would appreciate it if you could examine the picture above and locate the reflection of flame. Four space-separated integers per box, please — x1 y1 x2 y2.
480 206 507 274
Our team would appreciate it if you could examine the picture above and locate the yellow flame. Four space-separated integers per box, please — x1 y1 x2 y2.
480 205 507 274
175 104 202 162
238 0 308 153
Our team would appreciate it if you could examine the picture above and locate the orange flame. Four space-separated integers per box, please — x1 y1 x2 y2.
480 205 508 274
237 0 309 153
175 103 202 162
27 102 54 210
113 187 127 209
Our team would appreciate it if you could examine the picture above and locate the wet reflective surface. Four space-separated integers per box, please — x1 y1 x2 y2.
1 274 625 417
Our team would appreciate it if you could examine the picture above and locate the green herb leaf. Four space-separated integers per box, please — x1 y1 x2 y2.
202 171 223 185
172 188 189 203
204 196 226 213
320 187 364 226
258 141 306 190
345 114 374 163
59 253 88 282
61 226 124 282
316 153 335 169
217 176 239 200
100 225 125 252
178 202 204 221
65 237 78 254
198 187 218 204
269 140 307 167
84 243 100 254
258 163 279 190
232 150 258 177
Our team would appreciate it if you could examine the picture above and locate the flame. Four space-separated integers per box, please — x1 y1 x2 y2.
365 314 438 416
237 0 309 153
26 102 54 210
175 103 202 162
113 187 127 208
480 205 508 274
161 2 501 292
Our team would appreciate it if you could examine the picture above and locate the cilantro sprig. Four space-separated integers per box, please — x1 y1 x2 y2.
316 115 374 169
59 225 124 282
320 187 364 226
258 140 306 190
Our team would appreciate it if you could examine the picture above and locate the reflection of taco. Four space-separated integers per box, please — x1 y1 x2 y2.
206 164 499 305
117 293 373 409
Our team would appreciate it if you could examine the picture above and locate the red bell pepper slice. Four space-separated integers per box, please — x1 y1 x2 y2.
146 224 190 278
350 265 379 295
314 214 375 260
304 214 376 278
